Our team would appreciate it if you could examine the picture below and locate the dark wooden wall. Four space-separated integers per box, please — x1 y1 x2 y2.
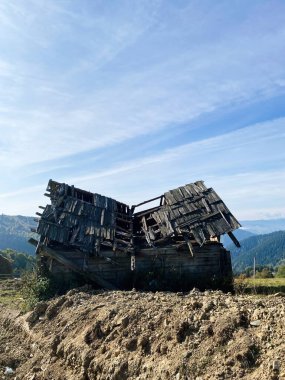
40 241 232 291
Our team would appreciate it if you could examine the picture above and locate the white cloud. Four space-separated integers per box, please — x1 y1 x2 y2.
0 0 285 170
1 120 285 218
50 118 285 219
0 0 284 219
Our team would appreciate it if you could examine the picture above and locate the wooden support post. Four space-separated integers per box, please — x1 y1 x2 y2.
28 237 38 247
227 231 241 248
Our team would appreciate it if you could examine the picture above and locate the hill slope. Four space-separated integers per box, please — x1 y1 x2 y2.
0 215 36 255
0 249 36 274
230 231 285 273
222 229 256 248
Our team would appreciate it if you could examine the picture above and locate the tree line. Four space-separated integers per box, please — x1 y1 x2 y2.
0 249 36 275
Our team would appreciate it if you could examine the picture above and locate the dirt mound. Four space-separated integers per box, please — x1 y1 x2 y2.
0 288 284 379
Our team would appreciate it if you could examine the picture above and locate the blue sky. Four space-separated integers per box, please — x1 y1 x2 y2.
0 0 285 219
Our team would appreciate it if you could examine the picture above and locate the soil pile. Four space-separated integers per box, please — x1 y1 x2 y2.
0 288 284 380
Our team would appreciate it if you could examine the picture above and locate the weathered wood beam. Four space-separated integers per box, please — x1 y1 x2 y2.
116 216 132 223
116 225 132 234
133 206 162 218
227 231 241 248
132 195 163 209
28 237 38 247
42 246 118 290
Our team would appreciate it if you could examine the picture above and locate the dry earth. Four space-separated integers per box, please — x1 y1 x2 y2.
0 285 284 380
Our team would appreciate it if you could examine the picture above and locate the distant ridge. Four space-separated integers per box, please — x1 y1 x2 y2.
230 230 285 273
0 214 36 255
222 229 256 248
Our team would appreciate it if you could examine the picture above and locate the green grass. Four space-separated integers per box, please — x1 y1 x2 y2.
0 279 24 309
243 278 285 287
234 277 285 294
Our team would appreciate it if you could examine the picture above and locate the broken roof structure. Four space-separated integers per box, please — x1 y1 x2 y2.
133 180 241 253
36 179 132 254
35 179 240 256
32 179 241 290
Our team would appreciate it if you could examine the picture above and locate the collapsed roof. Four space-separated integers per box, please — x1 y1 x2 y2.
133 180 241 252
35 179 241 255
36 180 132 253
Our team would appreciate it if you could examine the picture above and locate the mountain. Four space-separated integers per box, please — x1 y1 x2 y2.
0 214 37 255
221 229 256 248
223 218 285 248
230 231 285 273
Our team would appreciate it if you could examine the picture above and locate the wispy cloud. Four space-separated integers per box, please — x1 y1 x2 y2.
0 0 284 218
55 118 285 219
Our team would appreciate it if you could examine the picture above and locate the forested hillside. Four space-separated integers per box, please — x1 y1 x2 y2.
230 231 285 273
222 229 256 248
0 249 36 274
0 215 36 255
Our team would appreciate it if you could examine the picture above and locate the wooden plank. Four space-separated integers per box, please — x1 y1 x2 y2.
43 242 229 285
132 195 163 209
28 238 38 247
227 231 241 248
42 247 118 290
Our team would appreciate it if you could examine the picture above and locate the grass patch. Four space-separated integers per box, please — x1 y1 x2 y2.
244 278 285 287
0 279 24 309
234 277 285 294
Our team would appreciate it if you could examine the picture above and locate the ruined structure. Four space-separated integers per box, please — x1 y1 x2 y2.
31 180 241 290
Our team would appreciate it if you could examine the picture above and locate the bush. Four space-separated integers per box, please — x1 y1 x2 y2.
236 273 247 280
0 249 35 275
276 265 285 278
255 268 273 279
21 270 53 311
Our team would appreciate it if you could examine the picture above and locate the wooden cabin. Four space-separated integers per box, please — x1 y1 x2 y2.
31 180 241 291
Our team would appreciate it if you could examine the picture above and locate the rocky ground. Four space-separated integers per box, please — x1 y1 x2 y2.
0 283 284 380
